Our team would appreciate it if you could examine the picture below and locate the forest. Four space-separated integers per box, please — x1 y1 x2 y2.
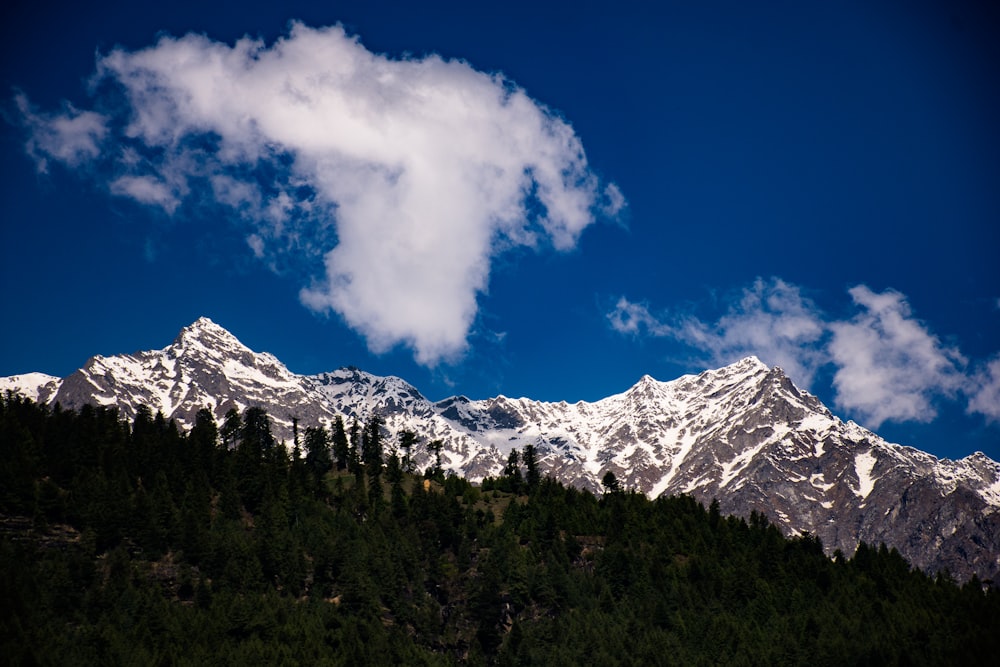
2 392 998 665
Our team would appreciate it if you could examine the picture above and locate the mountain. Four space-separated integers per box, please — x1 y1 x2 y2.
4 317 998 582
43 318 341 438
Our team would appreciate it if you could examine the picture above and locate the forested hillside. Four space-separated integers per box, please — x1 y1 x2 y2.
2 394 998 665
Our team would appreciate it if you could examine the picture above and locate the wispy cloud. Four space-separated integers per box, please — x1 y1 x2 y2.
109 175 180 214
610 278 993 430
967 356 1000 424
15 23 621 367
607 297 674 337
14 93 108 173
601 183 627 218
828 286 966 428
675 278 828 388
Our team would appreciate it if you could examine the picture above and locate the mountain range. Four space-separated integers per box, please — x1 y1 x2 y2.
3 316 998 583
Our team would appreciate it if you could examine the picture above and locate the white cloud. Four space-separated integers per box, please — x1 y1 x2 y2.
109 175 180 213
828 286 966 428
966 356 1000 424
602 182 627 218
15 93 108 173
606 297 674 337
210 174 261 212
18 22 621 366
246 233 265 259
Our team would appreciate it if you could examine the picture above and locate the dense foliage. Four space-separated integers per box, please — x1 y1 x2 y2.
2 393 998 665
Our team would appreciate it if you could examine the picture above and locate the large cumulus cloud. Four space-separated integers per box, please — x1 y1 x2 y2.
18 22 622 365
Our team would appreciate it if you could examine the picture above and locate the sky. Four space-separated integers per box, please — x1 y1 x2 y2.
2 0 998 462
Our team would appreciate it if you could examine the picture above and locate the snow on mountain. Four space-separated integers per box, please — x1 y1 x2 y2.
0 372 61 403
50 317 340 437
3 319 998 583
310 368 506 478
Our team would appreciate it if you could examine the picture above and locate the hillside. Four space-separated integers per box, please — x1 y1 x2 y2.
2 395 998 665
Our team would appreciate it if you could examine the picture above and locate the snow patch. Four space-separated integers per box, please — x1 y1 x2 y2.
809 473 834 492
854 450 878 499
647 429 699 496
798 412 832 435
719 442 767 488
682 475 711 494
979 478 1000 507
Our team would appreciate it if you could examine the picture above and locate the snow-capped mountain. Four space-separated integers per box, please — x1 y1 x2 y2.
47 318 341 438
4 317 999 583
0 372 60 403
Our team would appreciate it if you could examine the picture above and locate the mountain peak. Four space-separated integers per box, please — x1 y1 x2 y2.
180 316 229 337
190 316 220 329
683 355 770 390
172 317 249 354
731 355 769 372
623 374 667 402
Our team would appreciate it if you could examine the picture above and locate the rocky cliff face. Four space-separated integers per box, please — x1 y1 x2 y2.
5 318 999 582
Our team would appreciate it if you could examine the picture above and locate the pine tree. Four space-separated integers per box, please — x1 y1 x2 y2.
189 408 219 482
364 415 385 509
523 444 540 492
386 450 407 517
504 449 523 493
348 419 363 479
601 471 621 495
235 407 275 511
426 440 444 481
398 429 418 473
362 414 384 470
331 416 350 470
220 408 242 451
303 426 333 489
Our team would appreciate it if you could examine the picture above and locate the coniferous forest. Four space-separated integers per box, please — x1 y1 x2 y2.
2 393 998 665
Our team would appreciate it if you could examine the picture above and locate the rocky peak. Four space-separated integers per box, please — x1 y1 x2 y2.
623 374 668 404
171 317 250 357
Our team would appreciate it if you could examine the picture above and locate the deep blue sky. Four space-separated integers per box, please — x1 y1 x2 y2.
2 1 998 461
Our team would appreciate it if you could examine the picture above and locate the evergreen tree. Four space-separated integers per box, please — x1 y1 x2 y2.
523 444 540 492
347 418 363 478
241 407 275 455
219 407 242 451
363 415 385 509
426 439 444 481
303 425 333 489
234 407 275 511
386 450 407 517
331 416 350 470
189 408 218 482
398 428 418 473
504 449 523 493
362 414 385 470
601 471 622 495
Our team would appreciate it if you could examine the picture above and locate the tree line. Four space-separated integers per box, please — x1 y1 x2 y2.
1 393 998 665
